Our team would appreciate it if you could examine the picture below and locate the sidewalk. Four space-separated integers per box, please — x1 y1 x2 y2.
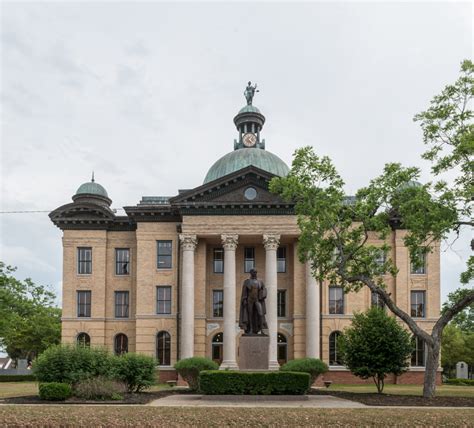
147 394 367 408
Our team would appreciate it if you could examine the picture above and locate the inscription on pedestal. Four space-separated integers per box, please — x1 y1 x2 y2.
238 335 269 370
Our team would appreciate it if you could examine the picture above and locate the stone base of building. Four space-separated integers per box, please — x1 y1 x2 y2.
158 368 178 384
314 369 442 386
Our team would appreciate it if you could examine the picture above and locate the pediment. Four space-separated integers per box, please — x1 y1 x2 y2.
170 165 288 206
49 202 116 229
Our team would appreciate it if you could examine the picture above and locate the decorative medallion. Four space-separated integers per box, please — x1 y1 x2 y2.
244 187 257 200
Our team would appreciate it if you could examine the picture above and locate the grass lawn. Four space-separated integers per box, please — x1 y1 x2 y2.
0 406 472 427
0 382 38 398
326 383 474 397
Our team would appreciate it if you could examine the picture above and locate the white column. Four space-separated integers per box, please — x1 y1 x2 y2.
306 262 320 358
220 234 239 370
179 234 198 359
263 233 280 370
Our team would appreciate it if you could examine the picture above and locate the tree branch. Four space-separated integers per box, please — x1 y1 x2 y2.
433 289 474 338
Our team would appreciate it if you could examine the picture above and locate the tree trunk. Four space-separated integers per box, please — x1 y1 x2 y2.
423 340 440 398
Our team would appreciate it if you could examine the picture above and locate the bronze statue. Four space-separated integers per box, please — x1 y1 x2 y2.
239 269 268 335
244 81 259 105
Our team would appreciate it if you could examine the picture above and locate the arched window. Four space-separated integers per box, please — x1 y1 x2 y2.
114 333 128 355
329 331 343 365
77 332 90 347
277 333 287 365
411 336 425 367
156 331 171 366
212 333 223 364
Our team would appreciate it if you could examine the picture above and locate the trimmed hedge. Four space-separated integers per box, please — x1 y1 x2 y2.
199 371 311 395
280 358 328 384
0 374 36 382
445 378 474 386
39 382 72 401
174 357 219 391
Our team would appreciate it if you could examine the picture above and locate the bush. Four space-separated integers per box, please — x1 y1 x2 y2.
280 358 328 384
199 371 310 395
34 345 114 385
73 376 126 400
174 357 219 391
0 375 36 382
112 353 156 392
339 307 413 393
39 382 72 401
444 378 474 386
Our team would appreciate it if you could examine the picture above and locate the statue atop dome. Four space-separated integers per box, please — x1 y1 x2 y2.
244 81 259 105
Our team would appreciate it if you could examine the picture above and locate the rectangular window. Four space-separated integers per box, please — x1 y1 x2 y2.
77 291 91 317
277 289 286 318
329 286 344 314
277 247 286 273
157 241 172 269
212 290 224 317
77 247 92 275
411 251 426 274
411 291 426 318
156 286 172 314
411 337 425 367
371 291 385 309
213 248 224 273
244 247 255 272
115 248 130 275
115 291 129 318
375 249 386 266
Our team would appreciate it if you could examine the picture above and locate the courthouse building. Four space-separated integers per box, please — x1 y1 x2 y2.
50 90 440 383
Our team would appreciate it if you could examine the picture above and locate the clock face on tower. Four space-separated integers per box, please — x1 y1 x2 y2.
243 133 257 147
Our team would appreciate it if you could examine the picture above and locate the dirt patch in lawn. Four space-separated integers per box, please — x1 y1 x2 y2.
310 389 474 407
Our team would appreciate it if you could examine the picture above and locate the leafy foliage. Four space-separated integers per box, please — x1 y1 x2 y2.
38 382 72 401
34 345 114 385
441 323 474 378
0 262 61 360
338 308 412 393
279 358 328 384
199 371 310 395
73 376 126 400
444 378 474 386
112 353 156 393
174 357 219 391
442 289 474 333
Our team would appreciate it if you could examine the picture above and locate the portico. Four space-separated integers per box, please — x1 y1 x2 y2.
178 215 321 369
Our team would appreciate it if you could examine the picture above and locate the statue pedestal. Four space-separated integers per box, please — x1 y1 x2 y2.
238 335 269 370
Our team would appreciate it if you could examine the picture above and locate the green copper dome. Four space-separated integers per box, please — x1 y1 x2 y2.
75 181 109 198
204 148 289 184
238 105 261 114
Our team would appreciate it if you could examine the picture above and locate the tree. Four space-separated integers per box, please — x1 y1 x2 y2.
339 308 412 393
0 262 61 361
441 323 467 378
442 289 474 333
270 60 473 398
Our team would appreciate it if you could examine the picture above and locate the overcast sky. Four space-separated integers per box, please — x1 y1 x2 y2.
1 1 472 310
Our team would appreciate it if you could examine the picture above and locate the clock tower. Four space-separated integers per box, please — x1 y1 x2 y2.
233 81 266 150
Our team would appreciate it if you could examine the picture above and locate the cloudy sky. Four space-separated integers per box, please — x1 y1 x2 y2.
1 1 472 309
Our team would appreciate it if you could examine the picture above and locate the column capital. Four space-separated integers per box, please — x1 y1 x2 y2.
179 234 198 251
221 234 239 251
263 234 280 251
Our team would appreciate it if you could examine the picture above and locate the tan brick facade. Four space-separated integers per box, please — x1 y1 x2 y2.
58 214 440 383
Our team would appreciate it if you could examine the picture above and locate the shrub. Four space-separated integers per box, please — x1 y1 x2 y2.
280 358 328 384
444 378 474 386
39 382 72 401
174 357 219 391
199 371 310 395
34 345 114 385
112 353 156 392
73 376 126 400
0 375 36 382
338 307 413 393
